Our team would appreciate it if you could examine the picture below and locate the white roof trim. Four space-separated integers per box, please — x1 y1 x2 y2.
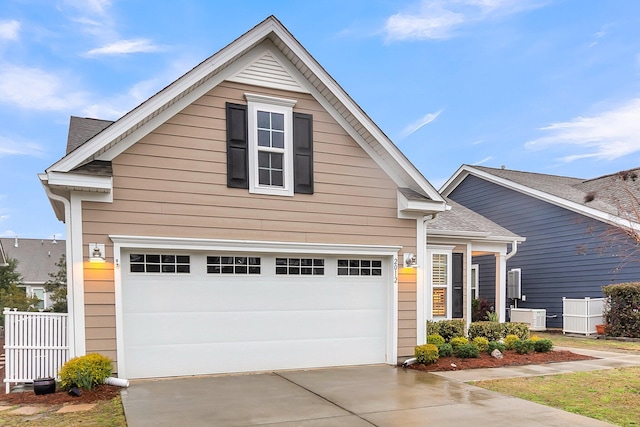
47 172 112 193
428 228 526 243
110 235 402 256
441 165 640 231
46 16 444 206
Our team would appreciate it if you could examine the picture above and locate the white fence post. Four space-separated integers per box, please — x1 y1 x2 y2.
3 309 70 393
562 297 605 335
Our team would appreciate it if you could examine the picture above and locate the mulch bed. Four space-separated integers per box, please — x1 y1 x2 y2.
408 349 596 372
0 384 122 405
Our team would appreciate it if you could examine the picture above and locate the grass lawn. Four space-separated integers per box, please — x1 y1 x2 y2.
0 396 126 426
474 333 640 427
475 367 640 427
536 331 640 354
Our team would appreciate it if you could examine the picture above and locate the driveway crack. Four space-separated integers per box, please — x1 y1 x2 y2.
273 372 378 426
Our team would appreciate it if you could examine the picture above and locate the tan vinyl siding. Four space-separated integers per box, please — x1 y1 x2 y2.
81 80 418 362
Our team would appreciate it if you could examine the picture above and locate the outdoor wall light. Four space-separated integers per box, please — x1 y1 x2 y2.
89 243 106 263
403 253 418 268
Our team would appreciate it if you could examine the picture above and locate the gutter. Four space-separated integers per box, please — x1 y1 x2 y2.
505 239 519 261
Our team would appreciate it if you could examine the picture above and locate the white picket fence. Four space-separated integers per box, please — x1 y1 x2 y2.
3 309 70 393
562 297 605 336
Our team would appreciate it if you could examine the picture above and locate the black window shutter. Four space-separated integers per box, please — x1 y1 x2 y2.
293 112 313 194
452 253 464 318
226 103 248 188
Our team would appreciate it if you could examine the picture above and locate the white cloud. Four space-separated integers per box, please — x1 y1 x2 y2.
384 0 545 41
0 230 17 238
473 156 492 165
0 215 8 222
0 65 88 111
0 20 20 40
0 136 44 157
86 39 162 56
401 110 442 137
525 98 640 162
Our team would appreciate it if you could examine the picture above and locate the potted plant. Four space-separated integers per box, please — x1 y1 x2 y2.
595 324 606 335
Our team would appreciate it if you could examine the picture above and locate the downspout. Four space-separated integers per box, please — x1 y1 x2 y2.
505 240 519 260
40 180 77 357
419 214 438 342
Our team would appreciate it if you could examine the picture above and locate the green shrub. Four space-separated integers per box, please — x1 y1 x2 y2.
427 319 466 342
604 282 640 338
487 341 506 354
437 343 453 357
427 334 445 346
415 344 439 365
514 339 535 355
455 343 479 358
472 336 489 352
502 322 530 340
58 353 113 391
450 336 469 350
534 338 554 353
468 321 502 341
504 334 520 350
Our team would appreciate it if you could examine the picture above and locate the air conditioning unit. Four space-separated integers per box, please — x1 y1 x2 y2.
507 268 522 299
510 308 546 331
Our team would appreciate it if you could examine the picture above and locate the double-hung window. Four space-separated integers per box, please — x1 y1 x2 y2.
427 246 454 319
246 93 296 196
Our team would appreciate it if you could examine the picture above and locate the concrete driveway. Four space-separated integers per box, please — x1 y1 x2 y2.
121 365 613 427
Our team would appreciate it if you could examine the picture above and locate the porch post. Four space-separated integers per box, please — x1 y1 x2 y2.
495 251 507 322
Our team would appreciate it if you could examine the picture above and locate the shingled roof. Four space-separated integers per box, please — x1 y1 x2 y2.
66 116 113 155
442 165 640 226
429 198 523 241
0 238 65 284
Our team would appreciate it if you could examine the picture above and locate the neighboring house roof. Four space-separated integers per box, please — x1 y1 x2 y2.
44 16 445 212
0 238 65 285
441 165 640 229
0 239 7 266
429 198 525 243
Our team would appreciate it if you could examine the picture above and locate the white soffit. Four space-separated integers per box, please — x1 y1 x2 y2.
228 50 308 93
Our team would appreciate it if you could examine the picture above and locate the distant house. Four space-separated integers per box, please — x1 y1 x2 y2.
0 237 66 310
441 165 640 328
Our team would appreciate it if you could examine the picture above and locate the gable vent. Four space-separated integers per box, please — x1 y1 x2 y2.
228 52 308 93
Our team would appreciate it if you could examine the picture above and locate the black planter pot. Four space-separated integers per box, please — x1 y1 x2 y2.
33 378 56 395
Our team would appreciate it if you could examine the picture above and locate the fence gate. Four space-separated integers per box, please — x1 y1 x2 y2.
3 309 69 393
562 297 605 336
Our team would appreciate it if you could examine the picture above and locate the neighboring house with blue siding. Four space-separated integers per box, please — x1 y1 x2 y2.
441 165 640 328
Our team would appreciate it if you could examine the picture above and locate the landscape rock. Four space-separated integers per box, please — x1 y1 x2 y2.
491 349 504 359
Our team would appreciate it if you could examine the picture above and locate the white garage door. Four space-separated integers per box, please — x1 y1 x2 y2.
120 251 389 378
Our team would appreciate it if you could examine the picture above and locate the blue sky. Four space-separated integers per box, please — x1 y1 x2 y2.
1 0 640 240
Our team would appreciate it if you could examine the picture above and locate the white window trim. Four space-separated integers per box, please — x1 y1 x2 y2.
245 93 297 196
471 263 479 300
427 245 454 320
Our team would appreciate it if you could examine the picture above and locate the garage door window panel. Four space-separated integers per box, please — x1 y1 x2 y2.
275 258 324 275
130 254 190 274
337 259 382 276
207 256 261 274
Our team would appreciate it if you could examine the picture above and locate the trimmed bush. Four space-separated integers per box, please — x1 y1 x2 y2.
502 322 530 340
472 336 489 352
437 343 453 357
514 339 535 355
487 341 506 354
427 334 445 346
534 338 554 353
603 282 640 338
455 343 479 358
427 319 466 342
415 344 439 365
450 336 469 350
468 321 502 341
58 353 113 391
504 334 520 350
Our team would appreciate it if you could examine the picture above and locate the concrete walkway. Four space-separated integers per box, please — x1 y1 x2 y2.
120 349 638 427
